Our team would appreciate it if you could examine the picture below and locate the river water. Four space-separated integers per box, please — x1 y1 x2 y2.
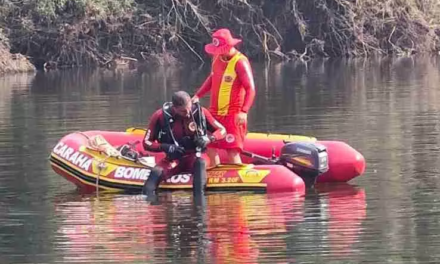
1 56 440 263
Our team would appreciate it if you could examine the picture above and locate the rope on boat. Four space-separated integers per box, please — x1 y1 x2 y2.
95 156 110 195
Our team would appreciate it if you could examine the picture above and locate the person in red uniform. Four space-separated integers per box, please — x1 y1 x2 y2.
192 28 256 166
142 91 226 197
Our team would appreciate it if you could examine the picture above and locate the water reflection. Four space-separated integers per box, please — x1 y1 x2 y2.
53 184 365 263
4 56 440 262
313 184 367 257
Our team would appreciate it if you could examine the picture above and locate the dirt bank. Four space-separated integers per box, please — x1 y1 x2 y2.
0 0 439 71
0 29 35 74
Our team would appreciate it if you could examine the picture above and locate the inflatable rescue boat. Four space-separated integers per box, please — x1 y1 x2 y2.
49 128 366 194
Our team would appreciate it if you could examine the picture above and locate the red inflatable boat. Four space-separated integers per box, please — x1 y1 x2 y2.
49 128 366 194
124 127 365 183
240 132 366 183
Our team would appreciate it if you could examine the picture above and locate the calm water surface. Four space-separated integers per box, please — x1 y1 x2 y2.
1 56 440 263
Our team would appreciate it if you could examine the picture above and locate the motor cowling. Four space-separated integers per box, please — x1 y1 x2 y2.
279 142 329 184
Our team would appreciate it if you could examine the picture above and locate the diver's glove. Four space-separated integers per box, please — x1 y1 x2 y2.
194 135 214 149
160 144 185 157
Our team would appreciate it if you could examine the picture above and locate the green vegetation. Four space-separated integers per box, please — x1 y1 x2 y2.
0 0 439 72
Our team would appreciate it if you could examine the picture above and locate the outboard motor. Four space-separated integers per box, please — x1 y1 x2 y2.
279 142 329 187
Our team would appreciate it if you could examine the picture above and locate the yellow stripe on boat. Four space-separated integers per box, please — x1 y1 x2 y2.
51 154 144 186
247 132 316 142
51 153 268 190
125 127 316 142
50 161 121 191
210 163 254 170
125 127 147 136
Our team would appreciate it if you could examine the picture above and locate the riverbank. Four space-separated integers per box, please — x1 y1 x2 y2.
0 49 35 75
0 30 35 74
1 0 439 73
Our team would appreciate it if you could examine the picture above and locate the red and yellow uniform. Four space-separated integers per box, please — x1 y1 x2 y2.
195 52 255 151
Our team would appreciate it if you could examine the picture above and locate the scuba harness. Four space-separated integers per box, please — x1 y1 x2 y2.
142 102 209 196
158 101 208 150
